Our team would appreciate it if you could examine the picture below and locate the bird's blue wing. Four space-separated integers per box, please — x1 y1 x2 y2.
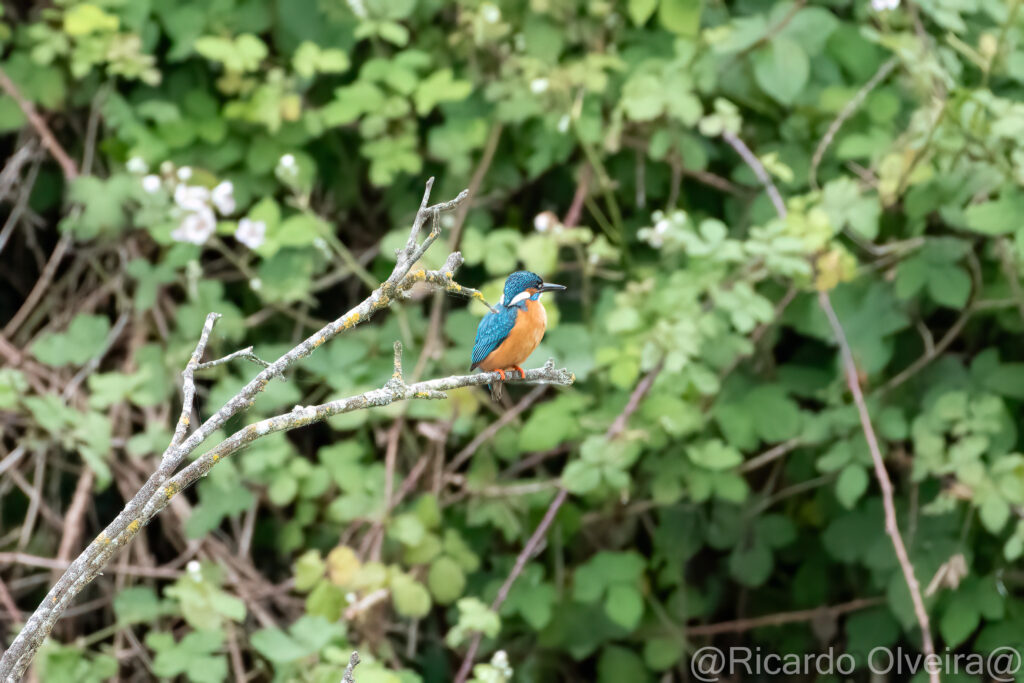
471 308 516 369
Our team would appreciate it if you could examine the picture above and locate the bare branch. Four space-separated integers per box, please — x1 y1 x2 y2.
721 131 787 219
0 180 537 682
342 651 361 683
810 58 898 190
0 67 78 180
195 346 272 372
817 292 937 681
724 131 939 683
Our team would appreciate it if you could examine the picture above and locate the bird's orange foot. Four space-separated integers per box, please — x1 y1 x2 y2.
495 368 507 381
512 364 526 378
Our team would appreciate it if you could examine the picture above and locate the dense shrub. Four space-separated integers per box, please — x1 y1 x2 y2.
2 0 1024 680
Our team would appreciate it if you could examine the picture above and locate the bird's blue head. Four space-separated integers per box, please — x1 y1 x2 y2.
500 271 566 308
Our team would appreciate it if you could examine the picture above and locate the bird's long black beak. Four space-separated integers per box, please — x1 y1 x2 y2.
539 283 566 292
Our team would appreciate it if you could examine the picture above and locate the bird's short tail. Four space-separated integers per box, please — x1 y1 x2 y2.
488 381 503 401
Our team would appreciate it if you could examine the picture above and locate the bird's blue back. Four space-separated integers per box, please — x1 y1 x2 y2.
471 306 518 368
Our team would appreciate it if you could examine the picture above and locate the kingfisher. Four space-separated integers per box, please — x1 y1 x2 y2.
471 271 566 400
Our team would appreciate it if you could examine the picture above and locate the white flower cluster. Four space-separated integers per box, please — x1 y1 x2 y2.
871 0 899 10
169 173 235 246
638 209 686 248
128 157 269 249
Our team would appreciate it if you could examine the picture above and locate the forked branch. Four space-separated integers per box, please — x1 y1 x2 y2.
0 179 573 681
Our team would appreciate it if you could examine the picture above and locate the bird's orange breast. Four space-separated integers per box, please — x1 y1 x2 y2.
477 299 547 371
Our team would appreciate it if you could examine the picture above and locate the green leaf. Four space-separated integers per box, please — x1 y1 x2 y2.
414 69 472 115
31 314 111 366
728 541 772 587
940 592 979 648
0 369 27 409
927 265 971 308
687 439 742 470
250 627 310 663
836 464 869 509
659 0 703 36
979 495 1010 534
629 0 658 26
446 597 501 648
604 584 644 630
390 573 431 618
113 587 172 624
643 637 683 671
428 556 466 605
963 191 1024 235
293 550 326 592
753 37 809 105
64 4 119 36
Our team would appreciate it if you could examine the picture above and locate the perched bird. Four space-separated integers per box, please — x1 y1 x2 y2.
471 271 566 400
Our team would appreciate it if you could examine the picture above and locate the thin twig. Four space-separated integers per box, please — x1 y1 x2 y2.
727 131 939 682
721 132 787 219
195 346 272 371
739 438 801 473
342 651 360 683
687 596 883 636
810 58 898 189
3 234 72 338
818 293 937 680
0 67 78 180
606 359 664 440
445 385 548 474
452 361 663 683
452 487 569 683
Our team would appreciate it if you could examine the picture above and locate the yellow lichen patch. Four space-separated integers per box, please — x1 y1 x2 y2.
127 519 141 534
312 336 325 348
211 452 220 463
379 294 390 306
95 533 110 545
164 483 179 499
570 373 576 382
445 271 453 279
179 415 190 426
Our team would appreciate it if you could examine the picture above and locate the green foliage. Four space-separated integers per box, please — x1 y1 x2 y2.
6 0 1024 679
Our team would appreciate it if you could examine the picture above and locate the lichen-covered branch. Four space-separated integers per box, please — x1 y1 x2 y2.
0 179 553 681
91 352 572 572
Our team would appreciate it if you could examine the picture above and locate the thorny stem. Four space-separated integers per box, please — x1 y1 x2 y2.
0 179 550 681
723 132 939 682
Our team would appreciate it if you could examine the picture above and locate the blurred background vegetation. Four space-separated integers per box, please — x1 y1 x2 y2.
2 0 1024 680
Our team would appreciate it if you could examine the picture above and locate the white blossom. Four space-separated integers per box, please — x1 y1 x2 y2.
346 0 367 19
654 218 671 235
235 218 266 249
481 3 501 23
186 560 201 575
249 277 263 291
278 153 297 171
176 166 193 181
160 160 174 175
171 208 216 245
174 184 211 212
871 0 899 10
211 180 235 215
141 175 162 193
557 114 571 133
530 78 549 94
534 211 556 233
126 157 147 174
